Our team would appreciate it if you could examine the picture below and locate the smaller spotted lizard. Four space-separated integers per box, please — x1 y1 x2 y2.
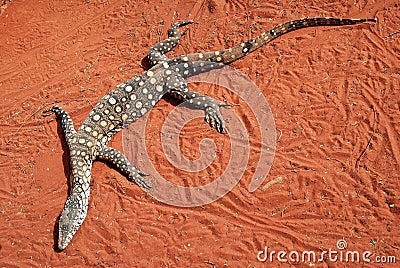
44 17 376 250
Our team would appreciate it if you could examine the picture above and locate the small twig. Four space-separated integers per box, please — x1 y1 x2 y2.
81 89 94 108
203 260 216 268
6 104 47 144
386 29 400 38
355 106 377 170
277 129 283 141
141 13 148 25
380 238 399 250
261 176 283 191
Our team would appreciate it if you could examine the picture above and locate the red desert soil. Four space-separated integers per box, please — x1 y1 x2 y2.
0 0 399 267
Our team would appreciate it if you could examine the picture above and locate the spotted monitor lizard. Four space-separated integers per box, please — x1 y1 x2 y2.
44 17 376 250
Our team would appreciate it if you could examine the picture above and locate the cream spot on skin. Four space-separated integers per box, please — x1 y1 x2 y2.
93 114 100 121
136 101 142 109
108 97 117 105
147 70 154 76
125 85 133 92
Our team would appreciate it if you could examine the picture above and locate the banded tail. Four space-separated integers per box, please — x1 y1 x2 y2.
184 17 377 64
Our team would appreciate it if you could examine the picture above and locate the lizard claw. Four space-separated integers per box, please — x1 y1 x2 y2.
128 166 151 189
173 20 194 28
138 171 149 177
42 104 63 117
42 107 56 117
170 20 195 37
130 173 151 189
205 106 227 134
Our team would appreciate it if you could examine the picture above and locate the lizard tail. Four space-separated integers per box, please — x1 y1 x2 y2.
185 17 377 64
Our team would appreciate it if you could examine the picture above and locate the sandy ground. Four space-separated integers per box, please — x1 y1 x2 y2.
0 0 399 267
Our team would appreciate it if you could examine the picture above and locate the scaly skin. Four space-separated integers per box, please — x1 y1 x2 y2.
44 17 376 250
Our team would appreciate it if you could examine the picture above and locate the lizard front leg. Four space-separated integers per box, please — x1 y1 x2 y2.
43 104 77 146
96 146 151 189
170 89 229 133
148 20 194 66
161 67 229 133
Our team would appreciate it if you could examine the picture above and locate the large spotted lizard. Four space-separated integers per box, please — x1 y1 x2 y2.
44 17 376 250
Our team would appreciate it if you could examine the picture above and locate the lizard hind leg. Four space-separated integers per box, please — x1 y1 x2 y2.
148 20 194 66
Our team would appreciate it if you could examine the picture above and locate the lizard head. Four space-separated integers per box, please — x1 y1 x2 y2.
58 188 90 250
57 151 93 250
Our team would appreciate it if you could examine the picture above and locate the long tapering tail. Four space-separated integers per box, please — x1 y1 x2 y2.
184 17 377 64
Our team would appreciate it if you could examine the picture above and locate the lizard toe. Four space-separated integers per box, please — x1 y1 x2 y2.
130 174 152 189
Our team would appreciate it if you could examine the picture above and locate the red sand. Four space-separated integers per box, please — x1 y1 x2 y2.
0 0 398 267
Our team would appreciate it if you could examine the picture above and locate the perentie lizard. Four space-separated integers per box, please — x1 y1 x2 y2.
44 17 376 250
